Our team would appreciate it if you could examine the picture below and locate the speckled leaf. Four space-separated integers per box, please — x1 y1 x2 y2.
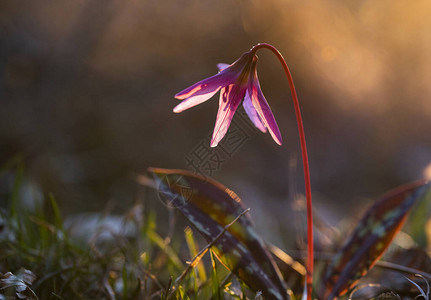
320 180 430 300
149 167 290 300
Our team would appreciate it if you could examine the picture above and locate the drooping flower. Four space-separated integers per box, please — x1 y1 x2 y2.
174 51 282 147
174 43 315 299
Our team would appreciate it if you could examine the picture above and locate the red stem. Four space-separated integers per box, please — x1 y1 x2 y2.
251 43 313 300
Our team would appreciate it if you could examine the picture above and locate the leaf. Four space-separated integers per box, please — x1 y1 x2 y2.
0 269 38 300
402 184 431 248
149 167 290 300
320 180 431 300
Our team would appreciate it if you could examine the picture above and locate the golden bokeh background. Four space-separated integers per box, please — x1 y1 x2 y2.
1 1 431 224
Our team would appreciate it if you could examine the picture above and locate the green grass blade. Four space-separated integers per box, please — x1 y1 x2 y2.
210 249 222 300
146 230 183 270
184 227 207 283
49 193 64 232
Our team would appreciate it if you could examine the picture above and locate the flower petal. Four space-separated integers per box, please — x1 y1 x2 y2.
217 63 230 71
243 90 267 133
210 85 244 147
173 90 219 113
249 72 282 145
173 74 229 113
174 52 254 114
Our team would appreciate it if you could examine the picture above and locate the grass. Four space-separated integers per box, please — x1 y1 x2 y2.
0 160 259 299
2 159 431 299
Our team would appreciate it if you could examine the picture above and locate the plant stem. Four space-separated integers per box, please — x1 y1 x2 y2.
251 43 313 300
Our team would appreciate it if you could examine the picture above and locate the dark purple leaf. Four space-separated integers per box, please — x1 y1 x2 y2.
320 180 430 299
149 167 290 300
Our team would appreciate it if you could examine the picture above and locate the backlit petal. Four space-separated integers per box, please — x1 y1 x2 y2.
249 72 282 145
217 63 230 71
210 85 244 147
173 89 219 113
174 51 254 114
243 90 267 133
174 75 227 113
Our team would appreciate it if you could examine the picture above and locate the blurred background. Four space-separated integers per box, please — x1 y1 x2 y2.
1 0 431 241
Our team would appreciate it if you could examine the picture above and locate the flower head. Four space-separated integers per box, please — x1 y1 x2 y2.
174 50 282 147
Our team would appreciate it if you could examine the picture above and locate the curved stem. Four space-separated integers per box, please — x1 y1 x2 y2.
251 43 313 300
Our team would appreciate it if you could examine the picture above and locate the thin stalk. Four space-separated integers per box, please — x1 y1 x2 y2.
251 43 313 300
169 208 251 299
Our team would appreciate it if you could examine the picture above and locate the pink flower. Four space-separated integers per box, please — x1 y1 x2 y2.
174 51 282 147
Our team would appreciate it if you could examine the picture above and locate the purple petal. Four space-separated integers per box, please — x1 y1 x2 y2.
173 89 219 113
217 63 230 71
249 73 282 145
174 52 255 114
174 72 236 113
173 77 220 113
243 90 267 133
210 85 243 147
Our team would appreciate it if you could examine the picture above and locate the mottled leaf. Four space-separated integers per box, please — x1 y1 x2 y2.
149 167 290 300
320 180 430 300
